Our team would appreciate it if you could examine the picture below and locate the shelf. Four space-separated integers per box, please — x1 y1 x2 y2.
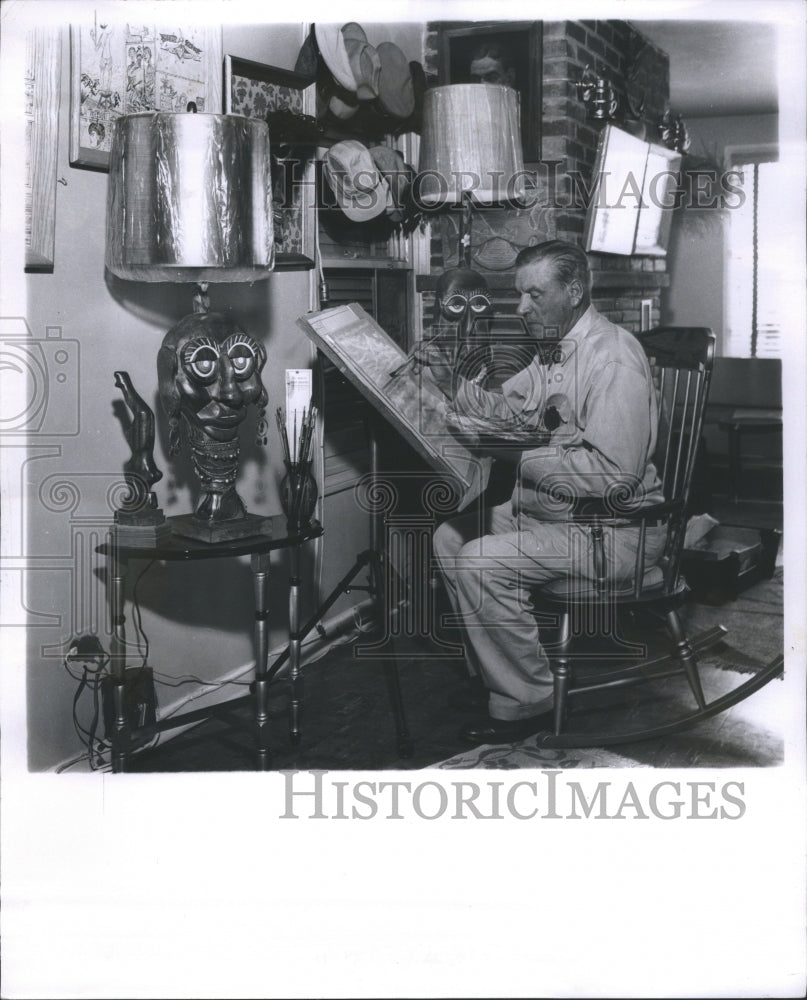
416 269 669 292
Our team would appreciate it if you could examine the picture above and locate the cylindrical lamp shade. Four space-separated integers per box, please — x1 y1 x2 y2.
106 113 274 283
417 85 526 205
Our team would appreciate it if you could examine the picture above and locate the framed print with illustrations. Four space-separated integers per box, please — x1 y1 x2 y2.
225 56 317 271
69 16 222 171
25 28 61 272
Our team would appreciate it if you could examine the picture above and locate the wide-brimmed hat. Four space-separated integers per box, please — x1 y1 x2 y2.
323 140 392 222
376 42 415 119
314 24 356 92
341 23 381 101
294 26 319 78
369 145 414 223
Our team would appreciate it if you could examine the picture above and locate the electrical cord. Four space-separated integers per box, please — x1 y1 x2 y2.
130 558 156 671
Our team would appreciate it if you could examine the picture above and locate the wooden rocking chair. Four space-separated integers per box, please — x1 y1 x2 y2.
530 326 783 746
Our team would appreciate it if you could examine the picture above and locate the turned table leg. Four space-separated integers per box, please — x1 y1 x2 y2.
108 541 129 772
251 551 272 770
288 545 303 746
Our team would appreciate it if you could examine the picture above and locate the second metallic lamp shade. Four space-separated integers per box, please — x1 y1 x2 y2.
417 84 526 205
105 112 275 283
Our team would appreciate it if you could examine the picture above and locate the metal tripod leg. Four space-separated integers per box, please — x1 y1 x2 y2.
263 547 413 758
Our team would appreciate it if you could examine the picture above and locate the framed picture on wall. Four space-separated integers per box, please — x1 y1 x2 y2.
69 18 222 171
584 124 682 257
25 29 61 273
224 56 317 271
438 21 543 162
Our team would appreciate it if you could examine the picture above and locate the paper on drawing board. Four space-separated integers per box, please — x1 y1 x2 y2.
297 303 493 509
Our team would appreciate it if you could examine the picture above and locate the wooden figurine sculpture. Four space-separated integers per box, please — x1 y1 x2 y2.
157 311 271 542
113 370 169 544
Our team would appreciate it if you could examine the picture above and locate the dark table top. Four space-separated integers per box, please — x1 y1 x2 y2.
96 514 323 561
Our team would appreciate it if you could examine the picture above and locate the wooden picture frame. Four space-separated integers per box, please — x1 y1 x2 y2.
438 21 542 163
25 29 61 273
69 19 222 171
225 56 316 271
584 124 682 257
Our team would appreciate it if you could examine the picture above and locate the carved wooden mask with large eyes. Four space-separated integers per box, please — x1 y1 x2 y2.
436 267 493 328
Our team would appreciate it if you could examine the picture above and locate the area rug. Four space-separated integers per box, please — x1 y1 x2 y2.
432 740 648 770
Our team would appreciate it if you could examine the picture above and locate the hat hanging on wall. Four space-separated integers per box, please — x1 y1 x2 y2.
342 23 381 100
376 42 415 119
323 140 392 222
369 145 414 224
314 23 356 92
328 86 360 120
294 25 320 77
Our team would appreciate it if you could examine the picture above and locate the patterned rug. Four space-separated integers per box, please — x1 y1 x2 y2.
433 740 649 770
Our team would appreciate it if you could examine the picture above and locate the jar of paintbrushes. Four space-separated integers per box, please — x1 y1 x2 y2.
277 405 319 534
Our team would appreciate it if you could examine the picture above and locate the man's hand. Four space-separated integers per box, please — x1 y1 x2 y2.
413 340 456 397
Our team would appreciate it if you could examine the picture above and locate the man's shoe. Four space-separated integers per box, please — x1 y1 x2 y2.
459 712 553 746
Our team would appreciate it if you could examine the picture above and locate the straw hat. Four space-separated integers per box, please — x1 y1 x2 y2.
323 140 392 222
314 24 356 92
341 23 381 101
376 42 415 119
369 145 414 223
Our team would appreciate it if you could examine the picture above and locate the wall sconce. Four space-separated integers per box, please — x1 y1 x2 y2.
417 84 525 269
105 109 276 543
576 65 619 122
658 109 691 153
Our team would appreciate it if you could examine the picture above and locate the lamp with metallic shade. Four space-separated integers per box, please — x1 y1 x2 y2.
417 84 526 205
105 112 275 284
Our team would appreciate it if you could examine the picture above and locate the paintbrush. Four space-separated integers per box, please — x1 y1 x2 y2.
384 332 454 388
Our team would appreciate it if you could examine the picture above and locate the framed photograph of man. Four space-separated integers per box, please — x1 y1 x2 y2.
438 21 542 162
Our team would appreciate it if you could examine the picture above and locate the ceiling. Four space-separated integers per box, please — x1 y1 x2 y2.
634 20 779 117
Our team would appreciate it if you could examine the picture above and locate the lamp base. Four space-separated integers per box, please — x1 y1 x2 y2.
170 513 273 544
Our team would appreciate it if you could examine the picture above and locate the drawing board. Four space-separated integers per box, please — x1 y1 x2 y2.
298 304 492 510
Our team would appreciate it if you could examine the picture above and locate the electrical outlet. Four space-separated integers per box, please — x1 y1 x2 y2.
641 299 653 331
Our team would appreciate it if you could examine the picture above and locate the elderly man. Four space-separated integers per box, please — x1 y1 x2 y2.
429 240 666 744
